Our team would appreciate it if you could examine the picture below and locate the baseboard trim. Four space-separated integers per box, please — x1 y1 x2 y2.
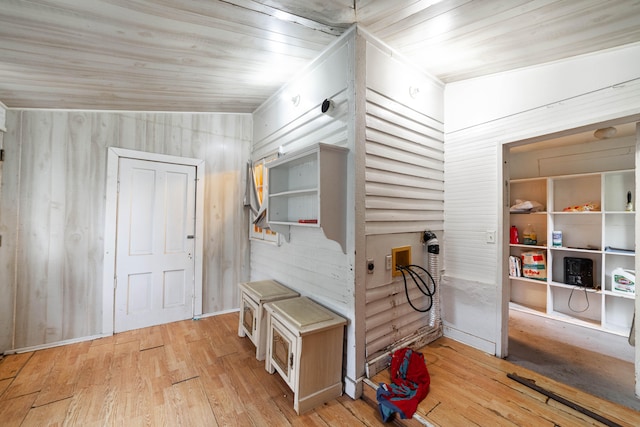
365 324 442 378
3 333 112 355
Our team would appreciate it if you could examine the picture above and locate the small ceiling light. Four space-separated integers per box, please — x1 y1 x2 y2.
594 127 617 139
291 94 300 107
409 86 420 99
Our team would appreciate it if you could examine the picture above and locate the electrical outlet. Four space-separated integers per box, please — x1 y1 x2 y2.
486 230 496 243
385 255 392 270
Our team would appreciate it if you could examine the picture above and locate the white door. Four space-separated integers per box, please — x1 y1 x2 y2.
114 158 196 332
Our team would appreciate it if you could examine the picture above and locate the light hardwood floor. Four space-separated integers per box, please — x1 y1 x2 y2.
2 312 639 426
0 313 382 426
368 337 640 426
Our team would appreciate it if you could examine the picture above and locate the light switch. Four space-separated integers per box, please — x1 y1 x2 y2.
486 230 496 243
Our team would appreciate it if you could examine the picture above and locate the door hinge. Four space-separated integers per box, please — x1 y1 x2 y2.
0 149 4 161
116 180 120 193
114 276 117 289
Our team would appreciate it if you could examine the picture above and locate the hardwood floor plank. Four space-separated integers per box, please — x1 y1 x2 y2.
0 393 37 427
139 324 164 351
32 341 89 407
0 352 33 380
312 398 370 426
75 340 115 389
0 378 12 397
199 366 254 425
114 328 142 345
161 323 200 384
63 383 112 425
271 393 332 426
244 399 292 425
202 315 248 357
186 338 218 366
334 394 386 426
3 348 59 399
109 340 142 392
169 377 218 426
260 365 295 399
222 352 274 402
138 346 171 380
20 397 72 427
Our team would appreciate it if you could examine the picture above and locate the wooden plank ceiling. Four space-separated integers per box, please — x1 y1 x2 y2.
0 0 639 112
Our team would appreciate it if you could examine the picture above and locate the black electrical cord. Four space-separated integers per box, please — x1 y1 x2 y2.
398 266 434 312
568 284 590 313
397 264 436 313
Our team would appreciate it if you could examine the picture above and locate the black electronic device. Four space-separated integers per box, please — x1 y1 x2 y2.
564 257 593 288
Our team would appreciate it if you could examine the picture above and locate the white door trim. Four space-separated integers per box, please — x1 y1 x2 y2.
102 147 205 335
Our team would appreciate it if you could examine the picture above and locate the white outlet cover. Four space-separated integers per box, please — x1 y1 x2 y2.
486 230 496 243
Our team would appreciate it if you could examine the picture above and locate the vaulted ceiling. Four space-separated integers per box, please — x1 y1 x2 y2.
1 0 639 112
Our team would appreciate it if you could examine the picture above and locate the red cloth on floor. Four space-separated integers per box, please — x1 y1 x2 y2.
376 347 430 421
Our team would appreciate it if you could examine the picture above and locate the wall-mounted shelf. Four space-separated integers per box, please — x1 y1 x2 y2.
267 143 348 253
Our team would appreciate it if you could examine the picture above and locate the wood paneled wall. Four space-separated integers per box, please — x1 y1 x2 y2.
443 48 640 356
0 110 252 352
250 27 445 398
362 38 444 360
250 30 357 394
250 51 354 306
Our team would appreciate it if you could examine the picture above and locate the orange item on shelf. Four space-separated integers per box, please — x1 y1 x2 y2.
562 202 600 212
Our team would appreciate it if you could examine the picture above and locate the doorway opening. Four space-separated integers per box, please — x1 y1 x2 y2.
501 119 639 409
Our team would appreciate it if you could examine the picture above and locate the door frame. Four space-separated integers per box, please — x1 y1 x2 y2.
102 147 205 335
499 117 640 360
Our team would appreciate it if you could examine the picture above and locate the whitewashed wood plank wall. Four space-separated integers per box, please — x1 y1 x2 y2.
251 36 354 310
250 30 358 393
443 44 640 356
250 27 445 396
0 110 252 351
362 38 444 360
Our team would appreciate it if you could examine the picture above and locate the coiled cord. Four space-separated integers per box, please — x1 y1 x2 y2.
397 264 437 313
568 285 590 313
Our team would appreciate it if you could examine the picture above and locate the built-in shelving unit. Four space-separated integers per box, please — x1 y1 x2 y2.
509 170 635 336
267 143 348 253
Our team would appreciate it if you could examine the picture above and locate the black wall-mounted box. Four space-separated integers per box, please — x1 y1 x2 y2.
564 257 594 288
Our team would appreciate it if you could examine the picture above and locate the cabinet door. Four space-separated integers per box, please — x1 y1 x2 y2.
241 296 258 344
270 319 296 388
